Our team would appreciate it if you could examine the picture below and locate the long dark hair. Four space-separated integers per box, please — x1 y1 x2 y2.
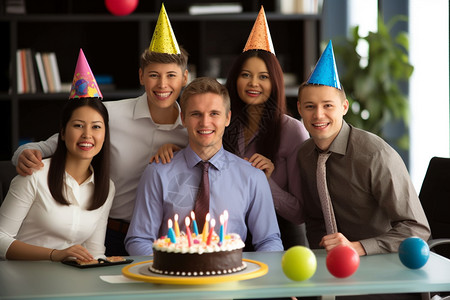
48 98 111 210
224 50 286 160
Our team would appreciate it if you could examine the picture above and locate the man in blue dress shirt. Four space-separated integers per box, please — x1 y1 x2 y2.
125 77 283 255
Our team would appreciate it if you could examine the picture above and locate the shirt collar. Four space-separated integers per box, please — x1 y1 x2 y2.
330 120 350 155
183 145 227 171
133 93 151 120
133 93 185 130
64 165 95 187
315 120 350 156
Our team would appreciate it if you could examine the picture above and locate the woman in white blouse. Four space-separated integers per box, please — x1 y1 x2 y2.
0 98 114 262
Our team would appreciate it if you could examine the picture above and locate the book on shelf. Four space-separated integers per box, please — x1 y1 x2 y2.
15 49 62 94
41 52 62 93
16 50 24 94
5 0 26 14
16 49 33 94
188 3 242 15
34 52 49 93
279 0 323 14
20 49 28 93
48 52 62 93
25 49 37 94
41 53 55 93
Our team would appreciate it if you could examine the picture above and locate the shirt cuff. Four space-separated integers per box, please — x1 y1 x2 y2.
359 238 382 255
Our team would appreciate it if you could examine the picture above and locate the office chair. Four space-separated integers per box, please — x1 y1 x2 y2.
0 160 17 205
419 156 450 259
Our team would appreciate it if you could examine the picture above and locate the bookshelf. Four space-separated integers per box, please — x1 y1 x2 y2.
0 5 322 160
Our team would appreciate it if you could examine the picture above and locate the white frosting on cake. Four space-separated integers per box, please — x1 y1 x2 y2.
153 232 245 254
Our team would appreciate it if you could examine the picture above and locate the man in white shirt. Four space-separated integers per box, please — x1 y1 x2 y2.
11 6 190 255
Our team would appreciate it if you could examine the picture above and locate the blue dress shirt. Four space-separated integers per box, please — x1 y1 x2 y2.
125 145 283 255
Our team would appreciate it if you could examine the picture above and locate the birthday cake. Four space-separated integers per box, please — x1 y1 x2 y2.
150 213 246 276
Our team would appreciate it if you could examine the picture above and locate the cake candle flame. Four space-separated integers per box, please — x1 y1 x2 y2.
173 214 180 237
223 210 228 235
202 213 210 243
207 218 216 246
219 214 225 244
185 217 193 247
167 219 177 244
191 211 199 236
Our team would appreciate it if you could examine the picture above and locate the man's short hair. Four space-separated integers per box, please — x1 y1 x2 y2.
139 46 189 71
180 77 230 116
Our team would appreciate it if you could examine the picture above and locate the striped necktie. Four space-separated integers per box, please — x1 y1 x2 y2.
316 152 338 234
194 161 210 230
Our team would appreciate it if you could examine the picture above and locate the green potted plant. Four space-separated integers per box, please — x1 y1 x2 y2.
334 14 414 150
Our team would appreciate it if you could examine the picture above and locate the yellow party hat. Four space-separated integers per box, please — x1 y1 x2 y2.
148 4 181 54
243 6 275 55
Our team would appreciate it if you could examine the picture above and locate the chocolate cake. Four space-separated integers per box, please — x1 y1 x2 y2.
150 233 246 276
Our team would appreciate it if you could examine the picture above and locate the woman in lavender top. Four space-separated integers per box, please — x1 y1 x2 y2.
223 49 309 249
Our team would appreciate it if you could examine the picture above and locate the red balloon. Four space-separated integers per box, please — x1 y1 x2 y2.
105 0 139 16
326 245 360 278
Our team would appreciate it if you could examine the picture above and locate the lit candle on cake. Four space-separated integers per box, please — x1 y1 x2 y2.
201 213 210 243
191 211 199 236
219 214 224 244
173 214 180 237
167 219 177 244
223 210 228 235
185 217 193 247
206 218 216 246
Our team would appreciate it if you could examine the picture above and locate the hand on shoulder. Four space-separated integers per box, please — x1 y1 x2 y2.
149 143 181 164
245 153 274 179
17 149 44 176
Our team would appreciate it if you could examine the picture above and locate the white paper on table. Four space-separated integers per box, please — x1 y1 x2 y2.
99 275 142 284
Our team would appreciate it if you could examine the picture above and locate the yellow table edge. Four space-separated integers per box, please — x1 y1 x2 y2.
122 258 268 285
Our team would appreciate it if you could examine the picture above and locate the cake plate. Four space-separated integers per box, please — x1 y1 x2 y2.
122 259 268 285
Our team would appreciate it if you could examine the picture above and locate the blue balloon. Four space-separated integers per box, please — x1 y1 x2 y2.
398 237 430 269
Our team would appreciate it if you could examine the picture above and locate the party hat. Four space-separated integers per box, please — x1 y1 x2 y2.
307 40 341 90
243 6 275 55
148 4 181 54
69 49 103 99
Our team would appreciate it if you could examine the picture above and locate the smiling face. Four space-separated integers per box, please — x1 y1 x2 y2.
139 62 188 111
297 85 349 151
62 106 106 163
181 92 231 160
236 56 272 105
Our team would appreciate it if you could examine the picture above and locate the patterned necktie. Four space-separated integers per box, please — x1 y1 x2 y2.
194 161 210 230
316 152 338 234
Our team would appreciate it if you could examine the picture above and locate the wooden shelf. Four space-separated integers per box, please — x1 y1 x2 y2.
1 12 321 22
0 10 321 160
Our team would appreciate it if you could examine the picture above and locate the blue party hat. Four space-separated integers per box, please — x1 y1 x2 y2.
307 40 341 90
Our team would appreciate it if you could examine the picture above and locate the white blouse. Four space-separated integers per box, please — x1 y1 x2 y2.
0 158 115 259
